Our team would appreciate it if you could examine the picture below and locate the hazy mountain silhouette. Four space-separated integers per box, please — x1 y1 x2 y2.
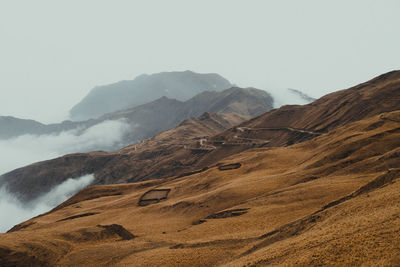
0 87 273 150
69 70 232 121
3 71 399 203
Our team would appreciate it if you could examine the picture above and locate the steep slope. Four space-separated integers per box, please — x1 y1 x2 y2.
1 71 398 203
69 70 232 120
97 87 273 142
182 87 272 117
0 87 272 149
0 112 240 202
207 70 400 148
0 109 399 266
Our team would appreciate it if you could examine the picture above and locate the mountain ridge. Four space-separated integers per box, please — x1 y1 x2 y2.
0 87 399 265
69 70 233 120
0 110 250 201
0 87 273 151
1 71 398 203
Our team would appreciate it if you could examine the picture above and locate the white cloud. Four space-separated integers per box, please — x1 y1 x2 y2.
0 120 130 232
0 174 94 233
0 119 130 175
267 88 313 108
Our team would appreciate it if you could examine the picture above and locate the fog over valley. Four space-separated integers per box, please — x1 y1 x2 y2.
0 119 130 232
0 71 386 233
0 119 130 176
0 1 399 264
0 175 94 233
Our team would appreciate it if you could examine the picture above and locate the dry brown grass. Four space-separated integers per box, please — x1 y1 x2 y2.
0 109 399 266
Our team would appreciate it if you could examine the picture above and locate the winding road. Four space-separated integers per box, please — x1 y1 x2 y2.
236 126 322 136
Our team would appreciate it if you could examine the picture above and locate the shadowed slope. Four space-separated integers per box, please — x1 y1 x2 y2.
0 87 273 148
0 109 399 266
211 70 400 146
0 112 239 201
1 71 399 203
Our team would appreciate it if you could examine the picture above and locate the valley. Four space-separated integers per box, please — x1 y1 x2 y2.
0 71 399 266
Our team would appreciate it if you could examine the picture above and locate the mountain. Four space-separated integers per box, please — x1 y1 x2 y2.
96 87 273 143
0 87 272 151
0 71 399 266
210 70 400 148
0 116 96 140
0 116 46 139
1 71 398 203
69 71 232 121
0 111 242 202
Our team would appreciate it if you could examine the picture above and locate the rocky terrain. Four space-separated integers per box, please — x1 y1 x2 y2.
0 71 399 266
69 70 232 120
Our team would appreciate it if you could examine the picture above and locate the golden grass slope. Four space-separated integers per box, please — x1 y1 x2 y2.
1 111 240 202
211 70 400 148
1 109 399 266
4 71 400 204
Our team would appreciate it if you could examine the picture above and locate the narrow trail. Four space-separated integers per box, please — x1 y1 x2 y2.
131 125 320 153
233 136 271 142
184 144 216 151
236 126 322 136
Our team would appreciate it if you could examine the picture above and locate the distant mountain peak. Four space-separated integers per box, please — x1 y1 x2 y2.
69 71 232 121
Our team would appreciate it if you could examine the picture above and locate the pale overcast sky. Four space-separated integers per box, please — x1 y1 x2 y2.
0 0 399 123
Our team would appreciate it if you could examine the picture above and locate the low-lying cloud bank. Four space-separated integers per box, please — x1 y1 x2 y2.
0 174 94 233
0 119 130 175
268 88 314 108
0 120 130 232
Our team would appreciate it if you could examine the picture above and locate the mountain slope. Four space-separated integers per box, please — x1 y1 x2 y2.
69 70 232 120
0 87 272 150
1 71 398 203
0 112 242 202
0 107 399 266
0 116 97 140
97 87 273 143
0 116 46 139
208 70 400 148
